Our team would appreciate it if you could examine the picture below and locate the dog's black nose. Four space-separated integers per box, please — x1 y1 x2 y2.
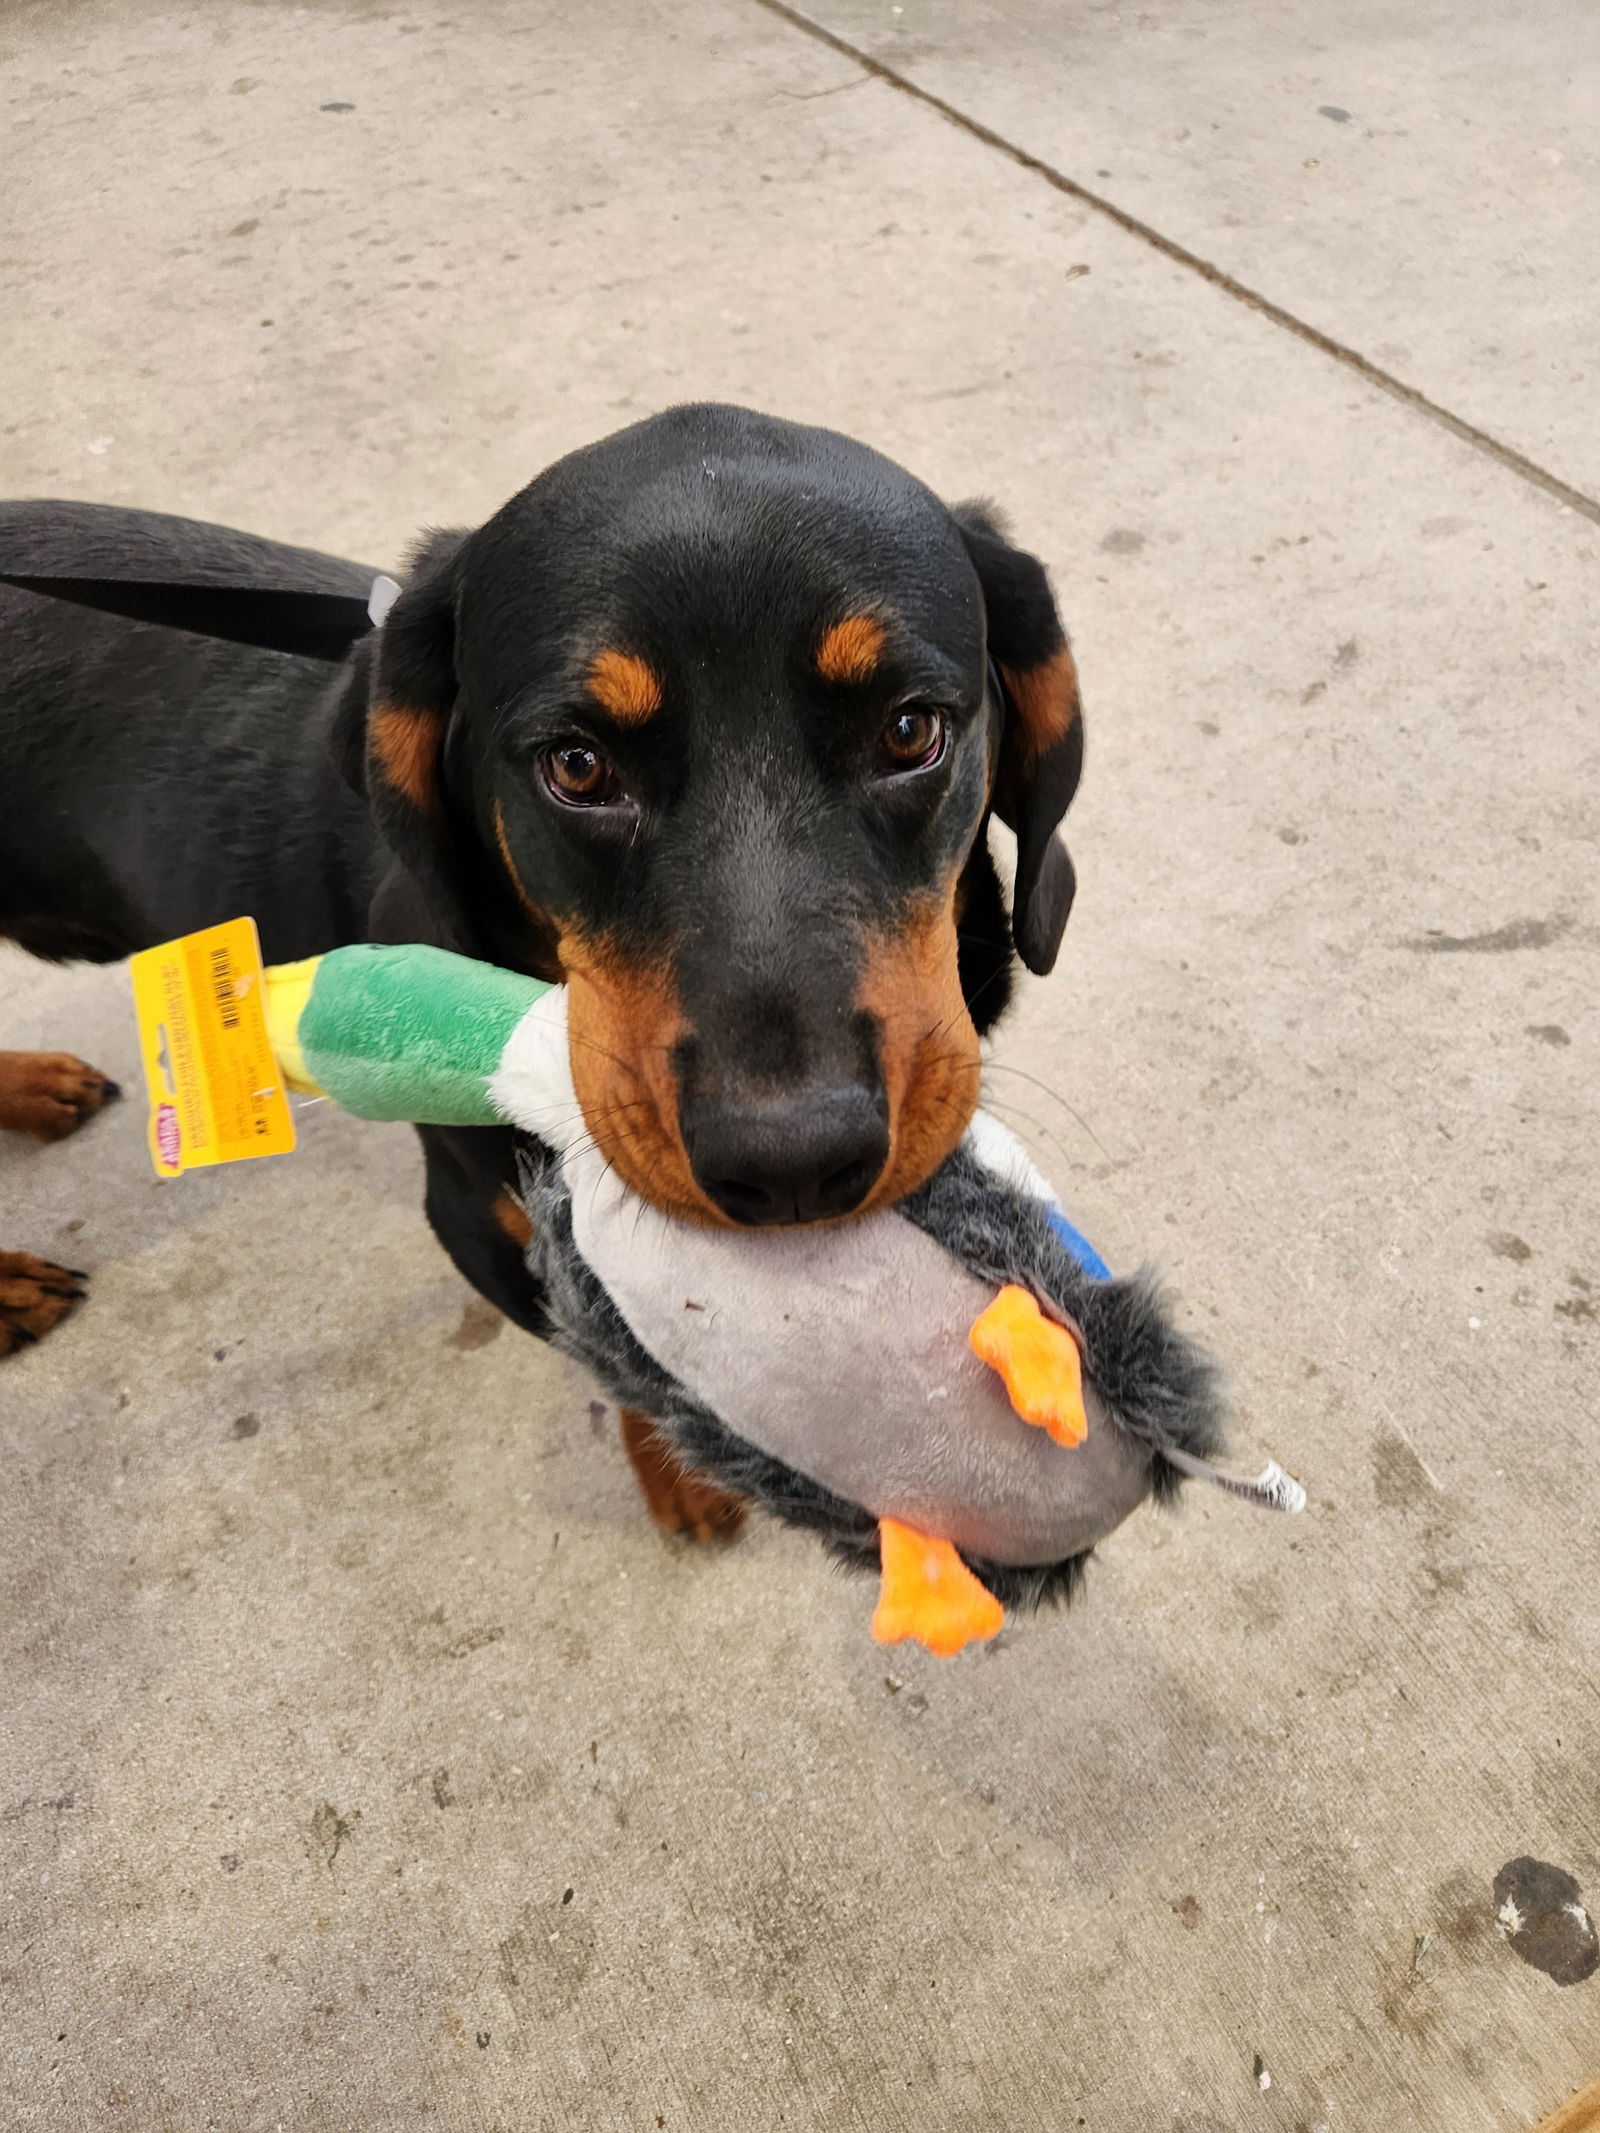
683 1086 890 1226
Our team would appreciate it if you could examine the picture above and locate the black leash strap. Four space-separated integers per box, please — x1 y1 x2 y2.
0 568 397 662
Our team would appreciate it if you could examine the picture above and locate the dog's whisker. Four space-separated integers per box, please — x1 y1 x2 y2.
979 1063 1110 1159
564 1031 637 1073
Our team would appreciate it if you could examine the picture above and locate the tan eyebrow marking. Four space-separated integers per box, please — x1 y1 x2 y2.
816 612 889 685
586 649 664 724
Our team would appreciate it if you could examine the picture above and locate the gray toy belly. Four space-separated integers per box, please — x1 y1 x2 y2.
565 1149 1151 1566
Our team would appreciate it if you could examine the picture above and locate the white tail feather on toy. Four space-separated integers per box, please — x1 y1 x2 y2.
963 1108 1058 1205
1161 1447 1307 1514
487 986 582 1150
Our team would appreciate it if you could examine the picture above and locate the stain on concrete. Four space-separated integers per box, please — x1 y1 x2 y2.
229 1412 261 1438
487 1758 554 1810
1526 1023 1571 1046
742 1858 841 2001
449 1297 504 1350
1100 527 1145 554
1420 1516 1470 1598
497 1897 597 2019
1286 1838 1360 1936
1493 1857 1600 1984
556 1627 592 1668
1199 1057 1258 1109
1555 1296 1596 1324
1171 1893 1202 1930
442 1623 506 1660
1405 915 1572 955
1433 1870 1499 1963
1486 1232 1533 1261
1379 1931 1439 2039
308 1802 359 1871
1235 1571 1284 1634
1371 1426 1430 1508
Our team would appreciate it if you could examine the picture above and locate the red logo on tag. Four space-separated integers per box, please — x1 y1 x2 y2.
155 1103 181 1169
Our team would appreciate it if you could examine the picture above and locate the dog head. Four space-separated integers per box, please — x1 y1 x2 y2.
341 405 1083 1226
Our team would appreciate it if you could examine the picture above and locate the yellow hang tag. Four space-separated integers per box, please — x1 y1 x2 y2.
129 917 296 1177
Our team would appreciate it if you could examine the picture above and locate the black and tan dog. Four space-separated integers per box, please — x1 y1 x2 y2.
0 403 1084 1540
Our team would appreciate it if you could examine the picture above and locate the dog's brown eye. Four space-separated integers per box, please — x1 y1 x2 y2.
877 707 947 774
541 742 622 807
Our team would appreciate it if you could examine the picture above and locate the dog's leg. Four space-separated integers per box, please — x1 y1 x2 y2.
0 1050 119 1141
0 1052 115 1356
416 1123 747 1543
416 1121 555 1338
618 1409 747 1545
416 1117 567 1330
0 1251 86 1356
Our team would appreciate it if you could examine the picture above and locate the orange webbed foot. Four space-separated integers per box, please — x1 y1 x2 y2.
968 1284 1088 1446
871 1518 1005 1658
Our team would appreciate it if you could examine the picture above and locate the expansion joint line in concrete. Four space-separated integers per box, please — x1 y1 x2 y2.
753 0 1600 531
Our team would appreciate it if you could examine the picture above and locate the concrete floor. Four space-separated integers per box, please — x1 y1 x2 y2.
2 2 1597 2127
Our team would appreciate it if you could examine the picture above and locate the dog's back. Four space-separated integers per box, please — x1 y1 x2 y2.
0 501 381 964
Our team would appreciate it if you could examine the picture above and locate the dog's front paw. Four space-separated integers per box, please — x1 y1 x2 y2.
0 1052 121 1141
619 1408 748 1545
0 1252 87 1356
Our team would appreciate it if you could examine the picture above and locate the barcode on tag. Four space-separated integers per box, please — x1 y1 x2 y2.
129 917 296 1176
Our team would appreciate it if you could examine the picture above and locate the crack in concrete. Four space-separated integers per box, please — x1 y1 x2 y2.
753 0 1600 530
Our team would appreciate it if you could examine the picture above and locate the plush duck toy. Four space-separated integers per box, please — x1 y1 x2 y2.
263 943 1303 1655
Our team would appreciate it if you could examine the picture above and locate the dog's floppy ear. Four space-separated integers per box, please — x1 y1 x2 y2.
333 526 479 945
953 503 1084 977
